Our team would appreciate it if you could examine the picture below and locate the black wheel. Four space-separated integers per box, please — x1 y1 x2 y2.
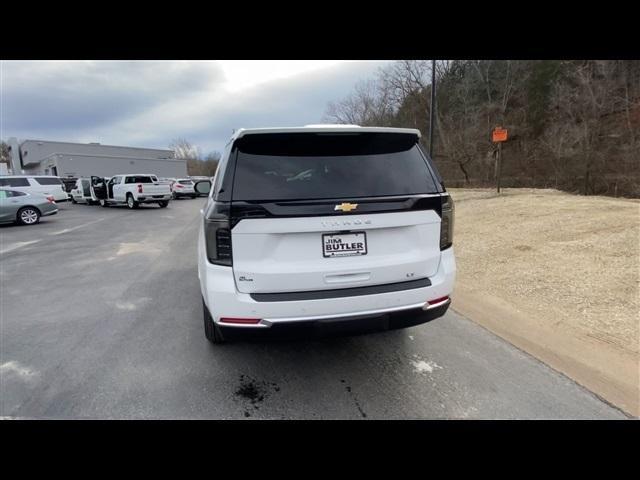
126 194 139 209
158 200 169 208
71 197 77 204
100 199 109 207
203 297 225 344
172 192 177 200
17 207 41 225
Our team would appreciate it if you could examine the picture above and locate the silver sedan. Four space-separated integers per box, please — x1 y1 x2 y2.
0 188 59 225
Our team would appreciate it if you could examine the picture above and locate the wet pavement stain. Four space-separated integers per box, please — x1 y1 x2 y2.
234 374 280 418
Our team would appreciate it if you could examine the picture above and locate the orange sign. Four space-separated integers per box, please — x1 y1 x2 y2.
492 127 508 142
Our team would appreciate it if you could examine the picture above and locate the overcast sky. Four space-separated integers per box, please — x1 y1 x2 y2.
0 60 390 155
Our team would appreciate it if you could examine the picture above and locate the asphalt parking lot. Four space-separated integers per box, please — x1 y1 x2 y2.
0 199 628 419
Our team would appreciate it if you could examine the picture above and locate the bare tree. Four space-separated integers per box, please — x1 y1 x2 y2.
378 60 431 109
169 139 220 176
0 141 10 166
548 61 621 194
323 79 394 126
201 151 221 176
323 59 640 196
169 138 200 160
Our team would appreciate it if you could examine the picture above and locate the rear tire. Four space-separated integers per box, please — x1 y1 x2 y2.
126 194 139 209
158 200 169 208
71 197 77 204
203 297 225 344
17 207 41 225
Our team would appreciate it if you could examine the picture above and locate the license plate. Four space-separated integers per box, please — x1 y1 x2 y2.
322 232 367 258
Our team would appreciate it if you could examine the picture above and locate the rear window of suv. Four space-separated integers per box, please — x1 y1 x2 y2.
232 132 439 201
0 177 30 187
34 177 63 186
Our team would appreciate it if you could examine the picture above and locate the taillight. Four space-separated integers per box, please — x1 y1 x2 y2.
220 317 261 324
46 196 55 203
175 184 183 189
440 194 454 250
204 201 232 266
137 184 143 194
428 296 449 305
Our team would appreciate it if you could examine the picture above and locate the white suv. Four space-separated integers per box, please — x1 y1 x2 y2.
196 126 455 343
0 175 68 202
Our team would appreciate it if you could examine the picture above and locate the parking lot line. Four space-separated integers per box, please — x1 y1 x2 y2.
49 217 106 236
0 240 41 255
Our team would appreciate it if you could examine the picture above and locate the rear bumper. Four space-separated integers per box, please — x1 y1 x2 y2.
137 195 171 202
219 302 450 340
199 246 456 330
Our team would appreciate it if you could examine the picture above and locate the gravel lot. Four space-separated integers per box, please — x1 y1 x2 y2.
449 188 639 415
0 198 629 419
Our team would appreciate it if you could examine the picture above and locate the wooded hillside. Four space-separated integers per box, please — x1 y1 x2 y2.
325 60 640 197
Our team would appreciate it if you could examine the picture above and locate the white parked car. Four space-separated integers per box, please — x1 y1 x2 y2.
171 178 197 199
90 174 172 209
196 125 456 343
0 175 68 202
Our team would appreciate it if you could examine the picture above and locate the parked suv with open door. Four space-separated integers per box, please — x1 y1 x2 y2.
70 178 98 204
196 126 455 343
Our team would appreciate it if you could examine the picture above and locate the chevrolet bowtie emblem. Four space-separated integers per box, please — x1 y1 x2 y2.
334 202 358 212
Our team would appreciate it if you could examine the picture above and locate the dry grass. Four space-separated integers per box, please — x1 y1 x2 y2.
449 188 640 354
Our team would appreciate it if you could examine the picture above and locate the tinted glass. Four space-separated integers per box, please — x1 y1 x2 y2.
0 190 26 198
177 179 193 184
125 176 154 184
0 177 30 187
34 177 63 186
232 133 438 201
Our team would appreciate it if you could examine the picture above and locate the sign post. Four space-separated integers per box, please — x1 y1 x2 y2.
492 126 508 193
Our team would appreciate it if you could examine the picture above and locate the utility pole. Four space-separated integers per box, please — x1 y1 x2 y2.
429 59 436 158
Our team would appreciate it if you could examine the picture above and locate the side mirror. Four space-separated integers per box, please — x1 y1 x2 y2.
194 180 212 195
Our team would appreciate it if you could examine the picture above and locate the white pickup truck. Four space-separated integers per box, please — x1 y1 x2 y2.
90 174 172 209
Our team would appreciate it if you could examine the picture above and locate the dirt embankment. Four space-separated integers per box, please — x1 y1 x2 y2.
448 188 639 417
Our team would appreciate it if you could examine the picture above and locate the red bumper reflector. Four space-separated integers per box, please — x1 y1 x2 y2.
219 317 261 324
428 296 449 305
